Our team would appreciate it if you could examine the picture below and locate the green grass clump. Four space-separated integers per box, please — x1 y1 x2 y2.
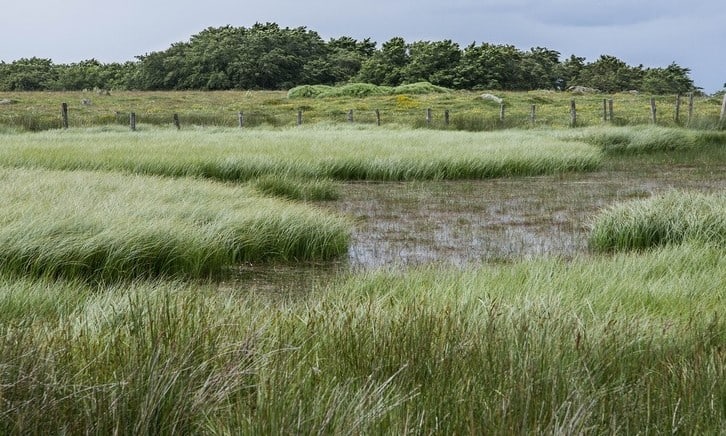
0 168 350 281
252 174 340 201
589 190 726 252
392 82 451 95
317 83 394 98
0 244 722 433
287 85 335 99
0 127 602 181
576 126 726 154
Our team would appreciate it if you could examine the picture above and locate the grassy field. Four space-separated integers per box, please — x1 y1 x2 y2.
0 244 722 434
1 89 724 131
0 94 724 433
0 127 601 181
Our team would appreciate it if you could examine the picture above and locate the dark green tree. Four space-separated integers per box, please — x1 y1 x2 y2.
0 58 57 91
402 40 461 87
575 55 643 92
356 37 409 86
454 43 526 90
640 62 694 94
520 47 561 90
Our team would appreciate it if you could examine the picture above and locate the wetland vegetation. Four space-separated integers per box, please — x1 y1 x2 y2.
0 94 724 433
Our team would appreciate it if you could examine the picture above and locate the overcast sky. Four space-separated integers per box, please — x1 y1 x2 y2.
2 0 724 92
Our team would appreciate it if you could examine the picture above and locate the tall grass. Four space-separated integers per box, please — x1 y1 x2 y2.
0 168 350 281
0 127 602 181
572 125 726 154
0 244 723 433
589 190 726 252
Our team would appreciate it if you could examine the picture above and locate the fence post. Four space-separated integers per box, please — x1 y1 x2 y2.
603 99 608 122
720 93 726 127
444 109 450 127
130 112 136 131
650 97 657 124
608 99 614 123
238 111 244 128
173 113 180 130
687 92 694 127
60 103 69 129
347 109 353 123
674 94 681 124
297 110 302 126
569 99 577 127
530 104 536 126
375 109 381 126
426 108 432 127
499 103 505 123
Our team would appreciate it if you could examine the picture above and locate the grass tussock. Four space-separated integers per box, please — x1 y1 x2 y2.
287 82 450 99
0 127 602 181
0 244 723 433
0 168 350 281
589 190 726 252
252 174 340 201
575 125 726 154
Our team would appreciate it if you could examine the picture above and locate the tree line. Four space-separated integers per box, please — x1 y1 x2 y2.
0 22 698 94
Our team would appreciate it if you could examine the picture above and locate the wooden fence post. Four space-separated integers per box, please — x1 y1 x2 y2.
238 111 244 128
426 108 432 126
603 99 608 122
375 109 381 126
60 103 69 129
608 99 614 123
569 99 577 127
499 103 505 123
130 112 136 131
674 94 681 124
444 109 450 127
720 93 726 127
530 104 536 126
650 97 657 124
347 109 353 123
297 110 302 126
687 92 694 127
173 113 180 130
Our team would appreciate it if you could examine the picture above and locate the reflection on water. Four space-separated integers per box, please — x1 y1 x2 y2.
229 163 725 293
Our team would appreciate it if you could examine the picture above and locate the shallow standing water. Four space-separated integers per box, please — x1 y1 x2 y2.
230 158 726 293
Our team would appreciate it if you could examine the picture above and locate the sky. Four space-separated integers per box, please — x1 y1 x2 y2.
1 0 724 93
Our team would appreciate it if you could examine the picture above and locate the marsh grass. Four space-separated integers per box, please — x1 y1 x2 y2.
589 190 726 252
573 125 726 154
1 90 723 131
0 244 723 434
252 174 340 201
0 127 602 181
0 168 350 281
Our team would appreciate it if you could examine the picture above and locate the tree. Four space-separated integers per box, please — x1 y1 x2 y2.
0 58 57 91
520 47 561 90
640 62 694 94
454 43 526 90
402 40 460 87
356 37 409 86
574 55 643 93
